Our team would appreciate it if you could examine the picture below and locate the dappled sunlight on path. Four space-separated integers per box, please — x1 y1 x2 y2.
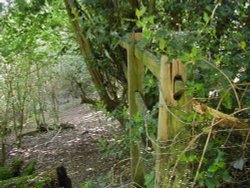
8 102 121 187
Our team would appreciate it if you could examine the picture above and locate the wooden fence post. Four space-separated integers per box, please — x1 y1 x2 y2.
127 41 145 187
155 56 170 187
155 57 191 187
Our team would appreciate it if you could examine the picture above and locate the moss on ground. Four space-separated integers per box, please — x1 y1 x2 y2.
0 174 53 188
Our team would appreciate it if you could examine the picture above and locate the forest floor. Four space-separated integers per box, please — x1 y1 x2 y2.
7 100 129 188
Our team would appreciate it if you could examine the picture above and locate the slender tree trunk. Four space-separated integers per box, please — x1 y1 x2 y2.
149 0 156 15
63 0 117 111
128 0 139 10
39 100 46 125
36 65 46 126
0 81 12 166
0 126 7 166
0 141 6 166
15 76 28 148
33 103 40 128
17 107 25 148
50 83 59 124
73 80 96 105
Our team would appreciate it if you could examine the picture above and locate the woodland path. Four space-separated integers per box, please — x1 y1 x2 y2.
8 100 123 187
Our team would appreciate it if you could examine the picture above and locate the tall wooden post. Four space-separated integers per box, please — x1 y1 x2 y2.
155 57 191 187
155 56 170 187
127 42 145 187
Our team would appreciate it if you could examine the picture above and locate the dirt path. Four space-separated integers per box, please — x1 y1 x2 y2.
8 102 122 187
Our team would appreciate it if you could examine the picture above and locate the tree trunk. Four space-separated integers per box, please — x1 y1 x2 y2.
50 83 60 124
149 0 156 15
75 81 96 105
128 0 139 10
36 64 46 126
63 0 117 111
0 139 6 166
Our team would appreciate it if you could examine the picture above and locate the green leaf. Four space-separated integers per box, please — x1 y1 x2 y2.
240 41 246 50
136 20 144 28
203 12 210 24
145 171 155 188
159 38 166 50
216 161 225 169
191 46 197 56
215 150 224 163
179 52 191 62
222 91 232 110
136 6 146 19
147 16 155 24
222 171 232 182
187 154 198 162
205 178 216 188
144 29 151 39
179 154 187 163
208 164 219 173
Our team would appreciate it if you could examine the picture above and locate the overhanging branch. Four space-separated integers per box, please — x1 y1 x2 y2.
192 99 249 130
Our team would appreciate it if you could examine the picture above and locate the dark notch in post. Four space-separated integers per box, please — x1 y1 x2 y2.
173 75 187 101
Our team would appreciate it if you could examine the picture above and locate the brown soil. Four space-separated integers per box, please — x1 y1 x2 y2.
7 101 127 187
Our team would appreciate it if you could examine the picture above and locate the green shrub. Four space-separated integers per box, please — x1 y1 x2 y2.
22 160 36 176
0 158 23 180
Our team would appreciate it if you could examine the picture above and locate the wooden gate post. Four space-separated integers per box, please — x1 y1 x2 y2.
127 41 145 187
155 56 170 187
155 57 191 188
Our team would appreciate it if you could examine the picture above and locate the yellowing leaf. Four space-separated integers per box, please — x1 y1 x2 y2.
240 41 246 50
159 38 166 50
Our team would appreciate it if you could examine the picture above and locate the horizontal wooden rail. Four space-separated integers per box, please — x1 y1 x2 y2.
120 33 160 80
134 48 160 80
